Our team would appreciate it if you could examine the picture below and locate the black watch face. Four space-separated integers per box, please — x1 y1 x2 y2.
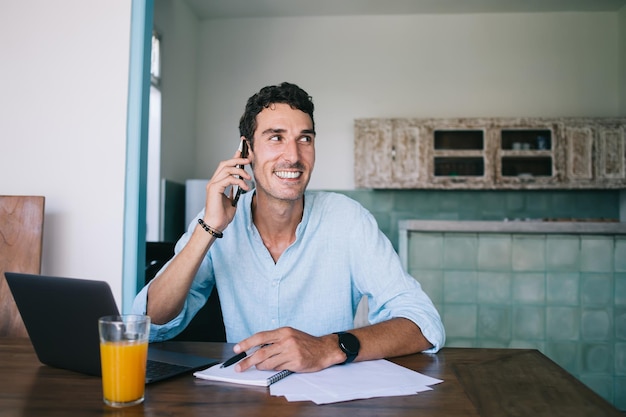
339 332 360 354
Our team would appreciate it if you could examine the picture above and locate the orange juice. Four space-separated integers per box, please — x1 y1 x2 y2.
100 340 148 406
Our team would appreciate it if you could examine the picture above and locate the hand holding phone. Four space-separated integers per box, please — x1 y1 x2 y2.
232 139 249 207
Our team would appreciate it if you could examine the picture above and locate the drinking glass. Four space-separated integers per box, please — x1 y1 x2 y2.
98 315 150 407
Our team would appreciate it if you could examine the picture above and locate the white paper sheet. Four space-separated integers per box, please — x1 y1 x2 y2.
269 359 442 404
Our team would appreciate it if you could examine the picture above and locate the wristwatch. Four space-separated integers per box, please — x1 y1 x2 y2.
334 331 360 365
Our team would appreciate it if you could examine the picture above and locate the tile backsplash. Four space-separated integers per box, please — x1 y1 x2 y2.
334 189 620 250
404 230 626 411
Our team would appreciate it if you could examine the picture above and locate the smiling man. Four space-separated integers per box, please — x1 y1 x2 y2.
133 82 445 373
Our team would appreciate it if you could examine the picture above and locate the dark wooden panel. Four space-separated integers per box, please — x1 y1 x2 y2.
0 196 45 338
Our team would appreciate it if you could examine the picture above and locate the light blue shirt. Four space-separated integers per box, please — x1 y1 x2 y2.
133 191 444 352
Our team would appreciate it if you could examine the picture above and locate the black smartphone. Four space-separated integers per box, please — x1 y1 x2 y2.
232 139 249 207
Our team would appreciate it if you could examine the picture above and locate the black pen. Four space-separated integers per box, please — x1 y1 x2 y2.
220 344 268 368
221 351 246 368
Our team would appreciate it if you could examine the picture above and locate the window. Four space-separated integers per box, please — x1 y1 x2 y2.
146 31 162 241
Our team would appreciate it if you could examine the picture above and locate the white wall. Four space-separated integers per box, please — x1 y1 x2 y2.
194 12 621 190
619 6 626 222
619 6 626 116
0 0 132 306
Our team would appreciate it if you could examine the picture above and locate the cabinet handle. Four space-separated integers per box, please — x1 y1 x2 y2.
391 146 396 161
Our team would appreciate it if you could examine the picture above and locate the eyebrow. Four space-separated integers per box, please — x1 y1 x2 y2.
260 128 316 137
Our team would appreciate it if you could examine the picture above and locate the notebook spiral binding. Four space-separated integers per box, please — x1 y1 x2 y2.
268 370 294 385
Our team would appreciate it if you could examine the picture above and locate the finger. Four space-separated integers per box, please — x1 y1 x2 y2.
208 166 250 194
235 344 275 372
233 137 246 158
228 182 235 200
234 332 269 354
214 159 249 178
222 160 252 182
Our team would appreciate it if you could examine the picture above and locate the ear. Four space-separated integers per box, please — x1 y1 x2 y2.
242 136 253 155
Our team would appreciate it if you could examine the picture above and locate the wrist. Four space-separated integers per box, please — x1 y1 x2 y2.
321 334 349 367
197 219 223 238
332 331 360 365
201 214 230 234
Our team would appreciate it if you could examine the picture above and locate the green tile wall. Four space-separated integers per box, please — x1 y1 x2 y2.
404 231 626 411
335 189 620 251
332 188 622 408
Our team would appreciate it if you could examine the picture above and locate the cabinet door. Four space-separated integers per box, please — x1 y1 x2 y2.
564 125 594 182
390 119 422 187
427 121 490 189
596 124 625 181
354 119 422 188
354 119 392 188
563 121 626 188
496 122 560 188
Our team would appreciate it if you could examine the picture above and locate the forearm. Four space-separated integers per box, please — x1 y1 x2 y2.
147 224 216 324
341 317 432 363
234 318 433 373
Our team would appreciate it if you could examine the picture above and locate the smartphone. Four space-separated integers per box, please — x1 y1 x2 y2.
232 139 249 207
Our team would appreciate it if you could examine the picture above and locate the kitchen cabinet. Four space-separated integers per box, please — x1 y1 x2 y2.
426 119 492 188
354 118 423 188
354 117 626 189
494 119 561 188
563 119 626 187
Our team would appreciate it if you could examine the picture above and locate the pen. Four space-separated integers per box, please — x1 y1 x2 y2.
220 344 268 368
220 351 246 368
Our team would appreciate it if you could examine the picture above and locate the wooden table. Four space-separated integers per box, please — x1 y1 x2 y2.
0 338 621 416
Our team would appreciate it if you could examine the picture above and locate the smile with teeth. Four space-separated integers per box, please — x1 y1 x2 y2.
275 171 301 179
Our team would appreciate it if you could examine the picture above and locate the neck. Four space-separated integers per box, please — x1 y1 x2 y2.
251 192 304 262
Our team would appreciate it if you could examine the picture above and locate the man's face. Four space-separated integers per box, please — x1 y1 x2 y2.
248 103 315 203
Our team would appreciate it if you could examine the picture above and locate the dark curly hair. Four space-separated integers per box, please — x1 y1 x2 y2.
238 82 315 149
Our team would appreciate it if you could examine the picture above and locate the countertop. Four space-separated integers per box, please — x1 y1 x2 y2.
399 220 626 235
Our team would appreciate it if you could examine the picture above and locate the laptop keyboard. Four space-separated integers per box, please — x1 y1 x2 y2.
146 359 191 380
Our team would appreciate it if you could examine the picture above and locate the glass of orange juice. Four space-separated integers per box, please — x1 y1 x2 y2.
98 315 150 407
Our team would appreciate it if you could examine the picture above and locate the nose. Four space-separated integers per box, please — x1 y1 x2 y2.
282 138 300 163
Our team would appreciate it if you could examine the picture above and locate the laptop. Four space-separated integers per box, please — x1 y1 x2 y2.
4 272 218 383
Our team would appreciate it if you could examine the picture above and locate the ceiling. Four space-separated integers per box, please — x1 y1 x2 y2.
184 0 626 19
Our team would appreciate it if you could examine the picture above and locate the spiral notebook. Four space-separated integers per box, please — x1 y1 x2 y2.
194 363 293 387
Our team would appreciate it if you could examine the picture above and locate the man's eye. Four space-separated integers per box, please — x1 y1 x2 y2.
299 136 313 143
269 135 280 141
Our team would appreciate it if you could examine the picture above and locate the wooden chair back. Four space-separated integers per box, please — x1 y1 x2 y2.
0 196 45 337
